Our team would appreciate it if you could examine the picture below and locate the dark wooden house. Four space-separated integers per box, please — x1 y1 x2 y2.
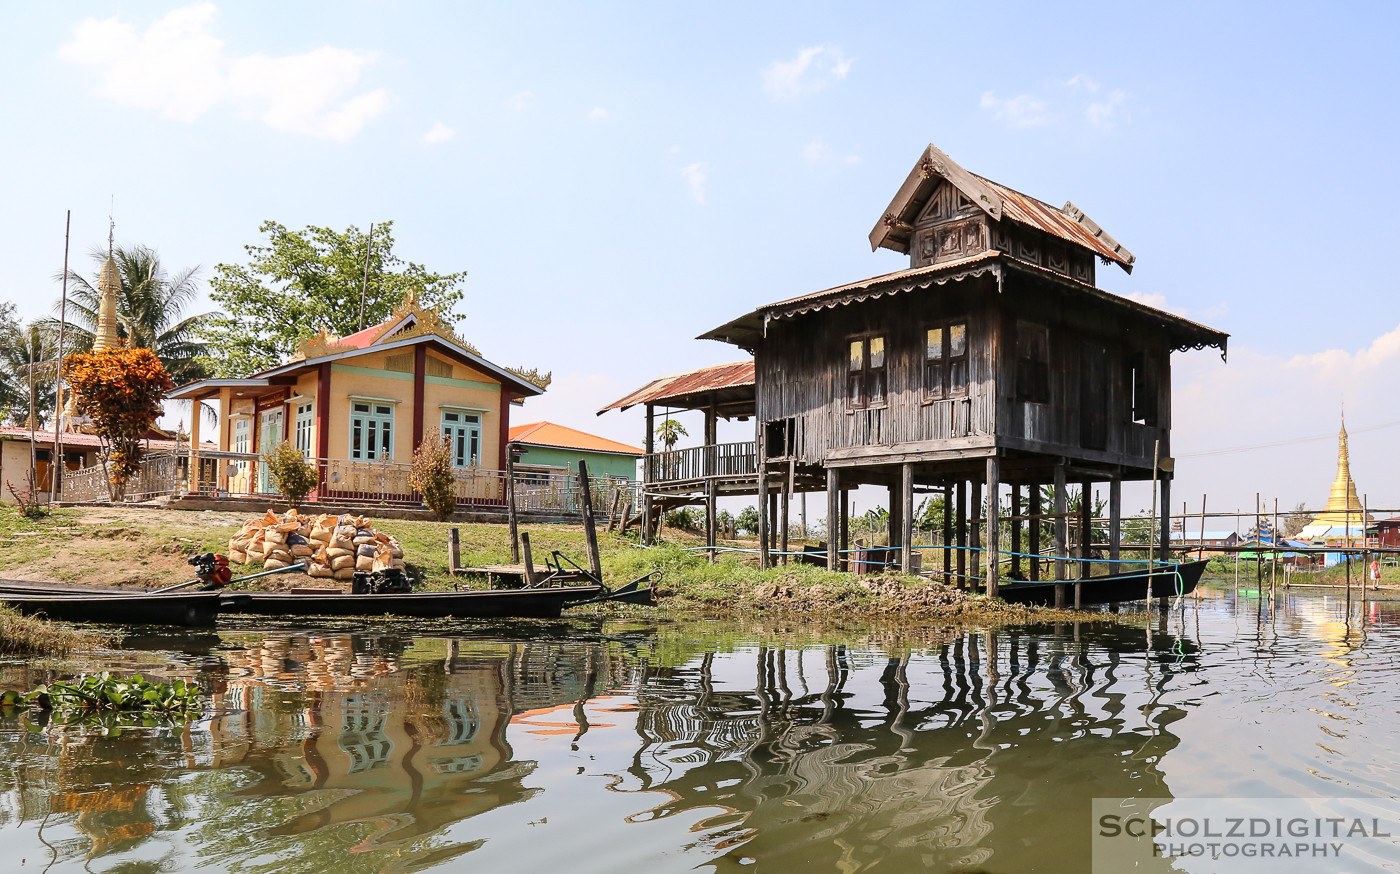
695 144 1228 595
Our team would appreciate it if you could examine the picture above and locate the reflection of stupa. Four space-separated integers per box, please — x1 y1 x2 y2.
1299 416 1369 541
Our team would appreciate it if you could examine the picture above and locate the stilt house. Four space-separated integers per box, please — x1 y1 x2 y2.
612 144 1228 595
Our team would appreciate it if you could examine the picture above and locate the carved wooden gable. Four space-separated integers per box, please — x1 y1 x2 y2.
912 181 988 269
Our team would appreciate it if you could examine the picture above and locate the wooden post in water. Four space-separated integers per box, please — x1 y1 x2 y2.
901 463 915 574
578 459 602 582
1271 497 1279 595
521 532 538 586
826 468 839 571
986 457 1000 598
506 446 520 563
1197 493 1208 599
955 480 967 586
1030 482 1043 581
1364 493 1371 606
839 486 850 572
1053 462 1067 608
1109 477 1122 570
1010 484 1022 580
971 478 983 592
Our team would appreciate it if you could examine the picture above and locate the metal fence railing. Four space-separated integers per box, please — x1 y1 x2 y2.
60 448 631 516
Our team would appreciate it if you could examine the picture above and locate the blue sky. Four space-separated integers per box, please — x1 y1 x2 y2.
3 1 1397 519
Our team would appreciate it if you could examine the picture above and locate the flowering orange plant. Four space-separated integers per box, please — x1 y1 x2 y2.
64 347 174 496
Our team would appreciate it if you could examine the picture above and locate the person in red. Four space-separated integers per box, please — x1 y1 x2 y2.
1372 559 1382 587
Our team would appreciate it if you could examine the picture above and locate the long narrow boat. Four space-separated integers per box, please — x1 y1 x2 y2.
994 560 1208 607
220 585 609 619
0 589 232 626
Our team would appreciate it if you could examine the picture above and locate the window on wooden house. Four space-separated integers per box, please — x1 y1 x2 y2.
1129 353 1157 425
847 336 887 410
1015 321 1050 404
765 418 796 458
232 417 251 474
925 322 968 400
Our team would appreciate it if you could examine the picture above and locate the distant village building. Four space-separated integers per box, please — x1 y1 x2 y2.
607 143 1229 591
1168 530 1239 552
1298 418 1369 543
508 421 643 482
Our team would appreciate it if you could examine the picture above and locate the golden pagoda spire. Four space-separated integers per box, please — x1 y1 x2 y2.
1312 411 1366 525
92 220 121 353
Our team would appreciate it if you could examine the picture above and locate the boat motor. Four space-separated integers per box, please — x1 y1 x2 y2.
189 553 233 590
351 567 413 595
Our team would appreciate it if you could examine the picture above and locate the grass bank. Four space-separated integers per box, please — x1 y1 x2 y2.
0 604 112 656
0 505 1109 623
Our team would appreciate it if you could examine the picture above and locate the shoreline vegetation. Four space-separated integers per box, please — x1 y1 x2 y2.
0 604 112 656
0 504 1131 628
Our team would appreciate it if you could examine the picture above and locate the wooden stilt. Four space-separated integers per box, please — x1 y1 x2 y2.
942 484 953 583
1077 479 1091 608
1010 484 1022 580
955 480 967 586
839 486 850 572
642 404 655 546
1053 462 1067 609
705 477 718 562
901 463 914 574
521 532 538 586
986 456 1000 597
779 470 790 566
1029 483 1042 581
826 467 839 571
971 478 982 593
1109 476 1122 567
448 527 461 574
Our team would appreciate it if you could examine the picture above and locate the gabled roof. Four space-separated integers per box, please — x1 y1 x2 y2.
509 421 643 456
599 361 756 415
869 143 1135 272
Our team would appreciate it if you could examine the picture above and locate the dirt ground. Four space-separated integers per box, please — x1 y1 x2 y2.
0 505 247 589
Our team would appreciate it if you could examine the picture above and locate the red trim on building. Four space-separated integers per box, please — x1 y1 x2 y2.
412 344 427 450
314 362 332 497
498 391 514 472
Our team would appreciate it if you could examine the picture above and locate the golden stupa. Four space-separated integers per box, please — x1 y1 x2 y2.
1308 417 1368 527
91 250 122 353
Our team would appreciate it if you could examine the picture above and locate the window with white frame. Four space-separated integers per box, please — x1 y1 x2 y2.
441 410 481 468
232 417 251 474
294 401 314 458
350 402 395 460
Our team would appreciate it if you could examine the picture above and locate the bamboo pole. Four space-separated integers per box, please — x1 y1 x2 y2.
51 209 70 504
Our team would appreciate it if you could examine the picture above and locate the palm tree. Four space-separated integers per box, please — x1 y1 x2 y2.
53 244 213 425
0 318 57 428
655 419 688 451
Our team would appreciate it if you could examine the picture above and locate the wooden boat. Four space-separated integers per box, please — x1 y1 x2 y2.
994 560 1208 607
0 589 235 626
220 584 611 619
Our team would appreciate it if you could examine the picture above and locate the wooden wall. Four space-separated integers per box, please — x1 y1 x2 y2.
755 272 1173 476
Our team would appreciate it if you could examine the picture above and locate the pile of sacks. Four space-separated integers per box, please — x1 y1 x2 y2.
228 510 406 580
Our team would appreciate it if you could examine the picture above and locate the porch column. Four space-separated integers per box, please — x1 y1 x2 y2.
986 456 1000 597
900 463 914 574
315 362 332 497
412 344 427 450
186 393 202 494
826 467 839 571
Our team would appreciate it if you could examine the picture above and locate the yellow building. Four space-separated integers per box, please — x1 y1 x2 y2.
169 297 547 505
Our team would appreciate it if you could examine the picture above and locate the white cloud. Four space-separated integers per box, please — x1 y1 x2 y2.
980 91 1048 127
588 106 608 120
506 90 535 112
844 154 861 164
422 120 455 144
1286 324 1400 382
58 3 392 140
1123 290 1189 317
1087 89 1130 129
762 45 852 100
800 138 829 165
981 78 1131 132
681 162 708 203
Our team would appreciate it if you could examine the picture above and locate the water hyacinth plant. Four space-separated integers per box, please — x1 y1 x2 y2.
0 672 204 731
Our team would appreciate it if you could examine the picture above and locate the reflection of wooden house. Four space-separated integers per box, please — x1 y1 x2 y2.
608 144 1228 594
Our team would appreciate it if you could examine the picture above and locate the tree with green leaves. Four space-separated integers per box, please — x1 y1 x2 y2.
655 419 688 450
200 220 468 377
735 506 759 536
0 303 57 427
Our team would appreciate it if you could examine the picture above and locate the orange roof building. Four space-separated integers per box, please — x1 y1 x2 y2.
508 421 642 480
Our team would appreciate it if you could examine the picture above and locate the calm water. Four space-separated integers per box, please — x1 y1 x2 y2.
3 582 1400 873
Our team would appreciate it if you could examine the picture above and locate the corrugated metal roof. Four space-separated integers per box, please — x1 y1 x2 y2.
508 421 643 456
975 175 1132 268
0 427 184 450
599 361 755 413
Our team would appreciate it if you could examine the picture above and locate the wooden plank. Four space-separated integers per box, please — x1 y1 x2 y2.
520 533 538 587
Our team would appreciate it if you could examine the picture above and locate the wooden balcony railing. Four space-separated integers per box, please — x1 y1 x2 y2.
645 441 757 483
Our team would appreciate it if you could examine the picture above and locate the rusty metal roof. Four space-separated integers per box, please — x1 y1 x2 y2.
599 361 755 414
868 143 1135 272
